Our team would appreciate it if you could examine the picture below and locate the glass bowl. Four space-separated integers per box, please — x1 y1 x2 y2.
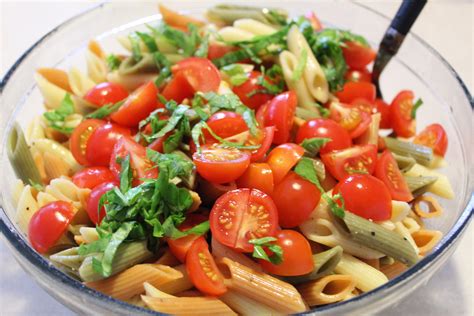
0 1 472 315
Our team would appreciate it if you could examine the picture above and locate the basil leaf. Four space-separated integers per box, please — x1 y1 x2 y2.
249 237 283 264
300 137 331 156
166 220 210 239
119 155 132 193
106 54 122 71
291 48 308 82
86 100 124 119
163 129 183 153
128 33 142 62
43 93 75 134
136 31 158 52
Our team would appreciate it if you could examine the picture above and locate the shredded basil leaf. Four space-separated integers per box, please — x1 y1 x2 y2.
128 33 142 62
291 48 308 82
249 237 283 265
300 137 331 156
85 100 124 119
119 155 132 193
221 64 249 86
136 31 158 52
106 54 121 71
43 93 75 134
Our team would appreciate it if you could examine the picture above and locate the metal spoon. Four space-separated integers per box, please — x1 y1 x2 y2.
372 0 427 99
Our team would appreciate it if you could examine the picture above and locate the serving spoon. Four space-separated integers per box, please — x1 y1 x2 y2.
372 0 427 99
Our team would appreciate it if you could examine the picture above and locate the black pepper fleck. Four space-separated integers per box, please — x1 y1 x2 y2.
371 231 375 236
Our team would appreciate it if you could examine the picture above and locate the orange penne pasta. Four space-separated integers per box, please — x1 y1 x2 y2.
361 258 380 270
36 68 73 93
141 295 236 316
380 261 408 280
211 238 263 272
217 257 307 314
220 289 283 316
158 4 204 30
297 275 356 306
413 195 444 218
158 264 194 294
85 264 182 300
88 40 105 59
411 229 443 255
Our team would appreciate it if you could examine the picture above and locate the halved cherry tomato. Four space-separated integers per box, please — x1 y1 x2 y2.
375 99 391 129
345 68 372 83
193 144 251 184
207 43 237 60
110 137 158 186
256 100 270 127
172 57 221 93
232 71 275 110
266 143 305 184
262 91 297 144
84 82 129 107
350 98 376 115
69 119 105 166
335 81 376 103
168 214 208 263
186 238 227 296
210 188 279 252
259 230 314 276
296 118 352 155
86 181 118 224
236 163 274 195
85 122 131 166
72 166 116 189
272 172 321 228
147 132 172 153
161 71 195 103
342 41 376 70
225 127 275 162
375 150 413 202
321 144 377 181
204 111 248 141
110 81 159 127
330 102 372 138
28 201 75 253
413 123 448 157
333 174 392 221
305 11 323 31
390 90 416 137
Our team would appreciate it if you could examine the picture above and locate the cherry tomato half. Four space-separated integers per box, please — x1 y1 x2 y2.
266 143 305 184
375 150 413 202
345 68 372 83
210 188 279 252
72 166 116 189
330 102 372 138
375 99 391 129
259 230 314 276
272 172 321 228
69 119 105 166
204 111 248 141
232 71 275 110
236 162 274 195
86 181 118 224
110 81 159 127
85 122 131 166
84 82 129 107
262 91 297 144
413 123 448 157
335 81 376 104
186 238 227 296
334 174 392 221
390 90 416 138
350 98 377 115
29 201 75 253
248 126 275 162
172 57 221 93
168 214 208 263
342 41 376 70
207 43 237 60
161 71 195 103
321 144 377 181
193 144 251 184
296 118 352 155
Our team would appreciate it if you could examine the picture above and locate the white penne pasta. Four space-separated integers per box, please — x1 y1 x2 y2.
334 253 388 292
411 230 443 256
13 179 25 206
158 264 194 294
141 295 237 316
35 72 70 110
287 25 329 103
401 217 421 234
211 237 263 272
300 198 384 259
15 185 39 235
355 113 381 146
218 26 255 42
297 274 356 306
376 220 396 231
394 222 420 255
154 249 180 266
86 50 107 83
68 67 96 97
220 289 283 316
79 227 99 244
404 163 454 199
217 257 307 314
106 71 157 91
391 200 411 222
233 18 277 36
86 264 183 300
380 261 407 280
117 35 149 53
429 155 447 169
279 50 316 109
25 116 46 145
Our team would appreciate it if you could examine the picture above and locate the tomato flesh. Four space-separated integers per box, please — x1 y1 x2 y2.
262 91 297 144
375 150 413 202
84 82 129 107
72 166 116 189
335 81 376 103
375 99 391 129
85 122 131 166
342 41 376 70
296 119 352 155
232 71 275 110
86 181 119 224
413 123 448 157
172 57 221 93
69 119 105 166
236 162 274 195
204 111 248 141
168 214 208 263
345 69 372 83
390 90 416 138
329 102 372 138
162 71 195 103
266 143 305 184
210 188 279 252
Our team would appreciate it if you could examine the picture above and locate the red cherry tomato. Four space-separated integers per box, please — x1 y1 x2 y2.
204 111 248 141
272 172 321 228
350 98 377 115
375 99 392 129
236 162 274 195
345 69 372 83
336 81 376 103
85 122 131 166
210 188 279 252
334 174 392 221
28 201 75 253
168 214 208 263
266 143 305 184
193 144 251 184
390 90 416 138
248 126 275 162
110 137 158 186
413 123 448 157
296 119 352 155
172 57 221 93
305 11 323 31
84 82 129 107
110 81 159 127
329 102 372 138
147 132 172 153
321 144 377 181
186 238 227 296
69 119 105 166
342 41 376 70
207 43 237 60
161 71 195 103
262 91 297 144
86 181 118 224
72 166 116 189
232 71 275 110
256 100 270 127
375 150 413 202
259 230 314 276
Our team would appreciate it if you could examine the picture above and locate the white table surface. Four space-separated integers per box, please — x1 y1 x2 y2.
0 1 472 315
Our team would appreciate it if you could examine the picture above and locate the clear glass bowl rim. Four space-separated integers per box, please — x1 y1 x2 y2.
0 2 472 315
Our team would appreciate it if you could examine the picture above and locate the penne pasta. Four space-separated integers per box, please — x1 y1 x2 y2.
380 261 408 280
158 4 205 30
218 26 255 42
393 222 420 256
155 248 180 266
233 18 277 36
158 264 194 294
106 71 157 91
404 164 454 199
15 185 40 234
68 67 96 97
401 217 421 234
391 200 411 222
297 274 356 306
211 237 263 272
141 295 236 315
37 68 73 93
220 289 283 316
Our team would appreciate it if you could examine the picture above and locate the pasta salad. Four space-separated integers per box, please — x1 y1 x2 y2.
7 3 454 314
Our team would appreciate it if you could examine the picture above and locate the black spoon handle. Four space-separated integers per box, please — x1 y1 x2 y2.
391 0 427 36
